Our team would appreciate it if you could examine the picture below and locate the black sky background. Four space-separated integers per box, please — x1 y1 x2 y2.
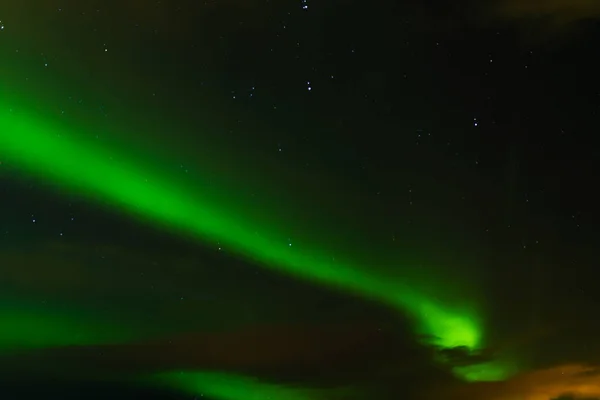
1 0 600 399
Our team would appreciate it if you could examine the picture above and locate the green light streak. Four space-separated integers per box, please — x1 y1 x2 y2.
151 371 329 400
0 103 481 348
0 100 492 379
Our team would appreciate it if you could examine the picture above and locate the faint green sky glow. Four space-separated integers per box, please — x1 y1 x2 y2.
0 307 136 350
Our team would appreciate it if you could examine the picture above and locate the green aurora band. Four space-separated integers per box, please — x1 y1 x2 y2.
149 371 349 400
0 97 517 389
0 103 481 348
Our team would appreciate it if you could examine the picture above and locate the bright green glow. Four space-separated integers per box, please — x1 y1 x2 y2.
152 371 327 400
417 298 481 349
0 103 482 353
0 102 486 379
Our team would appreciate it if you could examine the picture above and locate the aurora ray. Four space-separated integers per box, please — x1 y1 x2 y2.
0 97 496 379
149 371 342 400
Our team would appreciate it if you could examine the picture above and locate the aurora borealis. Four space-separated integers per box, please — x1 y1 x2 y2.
1 0 600 399
0 89 485 353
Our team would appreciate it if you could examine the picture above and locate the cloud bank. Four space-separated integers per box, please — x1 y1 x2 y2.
428 364 600 400
494 0 600 25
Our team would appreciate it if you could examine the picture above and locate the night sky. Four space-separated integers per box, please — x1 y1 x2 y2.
1 0 599 399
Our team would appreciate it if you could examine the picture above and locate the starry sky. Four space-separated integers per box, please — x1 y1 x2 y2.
0 0 599 399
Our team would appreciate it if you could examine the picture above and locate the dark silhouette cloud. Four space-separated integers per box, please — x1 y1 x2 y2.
492 0 600 25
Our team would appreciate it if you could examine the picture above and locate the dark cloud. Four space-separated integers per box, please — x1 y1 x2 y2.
406 0 600 42
4 334 600 400
0 239 399 331
0 322 452 399
0 379 185 400
554 397 600 400
480 0 600 43
491 0 600 25
0 323 423 380
435 345 495 367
